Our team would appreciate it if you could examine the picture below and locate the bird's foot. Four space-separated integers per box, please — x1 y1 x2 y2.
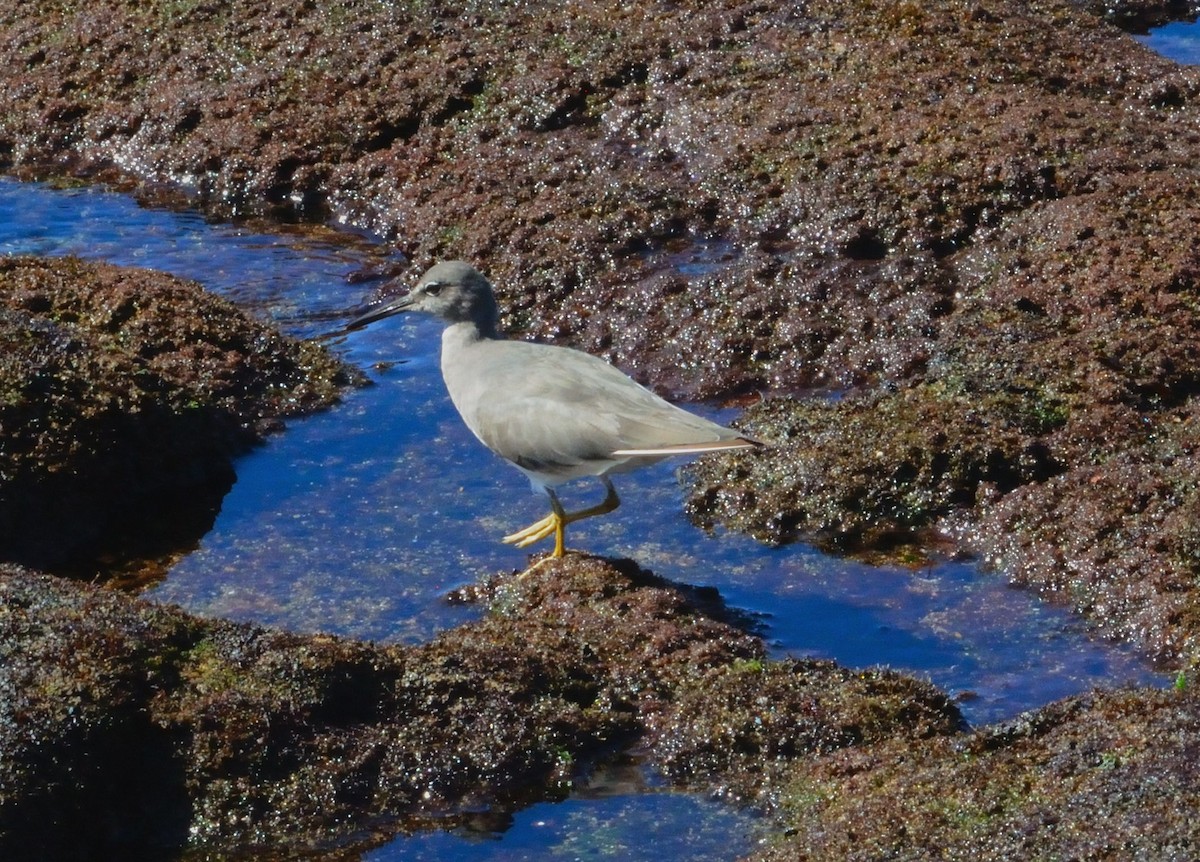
502 513 560 549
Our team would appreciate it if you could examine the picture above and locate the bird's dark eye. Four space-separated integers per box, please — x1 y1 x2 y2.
424 281 443 296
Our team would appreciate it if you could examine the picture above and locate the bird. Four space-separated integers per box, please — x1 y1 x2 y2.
343 260 761 558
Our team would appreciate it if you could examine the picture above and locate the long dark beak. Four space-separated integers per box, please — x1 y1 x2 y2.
343 293 416 331
318 292 415 340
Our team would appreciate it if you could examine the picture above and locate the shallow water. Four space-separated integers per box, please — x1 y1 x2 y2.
1138 19 1200 64
365 762 763 862
0 175 1169 858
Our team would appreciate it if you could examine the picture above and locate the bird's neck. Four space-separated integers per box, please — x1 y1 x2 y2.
442 320 499 353
440 321 501 403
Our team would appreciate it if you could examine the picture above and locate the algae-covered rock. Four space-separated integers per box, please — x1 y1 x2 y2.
756 686 1200 861
0 556 961 859
0 255 354 574
2 0 1198 658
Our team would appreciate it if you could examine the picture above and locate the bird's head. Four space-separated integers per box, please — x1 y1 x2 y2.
344 260 500 334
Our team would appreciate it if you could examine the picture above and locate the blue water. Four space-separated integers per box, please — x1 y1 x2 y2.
1139 19 1200 64
0 169 1169 859
366 779 761 862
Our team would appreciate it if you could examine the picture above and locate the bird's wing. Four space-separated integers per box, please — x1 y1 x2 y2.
449 340 751 473
610 438 760 456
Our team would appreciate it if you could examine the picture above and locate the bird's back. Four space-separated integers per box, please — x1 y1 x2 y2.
440 329 752 486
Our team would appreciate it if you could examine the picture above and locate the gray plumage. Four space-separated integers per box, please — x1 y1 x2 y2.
345 260 760 557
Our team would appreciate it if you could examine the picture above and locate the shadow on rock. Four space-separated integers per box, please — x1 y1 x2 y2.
0 256 357 583
0 555 960 859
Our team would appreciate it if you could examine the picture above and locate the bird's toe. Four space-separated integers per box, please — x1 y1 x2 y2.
502 513 559 546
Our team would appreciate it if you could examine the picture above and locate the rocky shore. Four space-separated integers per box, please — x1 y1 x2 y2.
0 255 354 579
2 0 1199 858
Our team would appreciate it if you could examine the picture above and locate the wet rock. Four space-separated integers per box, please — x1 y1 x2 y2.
688 181 1200 658
949 436 1200 663
1 0 1187 390
3 0 1200 822
644 657 963 809
0 256 355 576
686 388 1064 553
0 556 961 859
2 0 1199 658
754 685 1200 861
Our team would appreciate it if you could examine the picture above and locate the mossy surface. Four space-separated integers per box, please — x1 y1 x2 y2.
756 687 1200 862
0 557 960 857
2 0 1197 656
0 255 356 575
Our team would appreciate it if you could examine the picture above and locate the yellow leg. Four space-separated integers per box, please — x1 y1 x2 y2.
501 478 620 557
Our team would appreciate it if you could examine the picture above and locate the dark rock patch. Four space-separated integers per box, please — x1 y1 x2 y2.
0 256 355 578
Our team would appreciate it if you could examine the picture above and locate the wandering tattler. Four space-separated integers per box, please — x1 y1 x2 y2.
344 261 761 558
